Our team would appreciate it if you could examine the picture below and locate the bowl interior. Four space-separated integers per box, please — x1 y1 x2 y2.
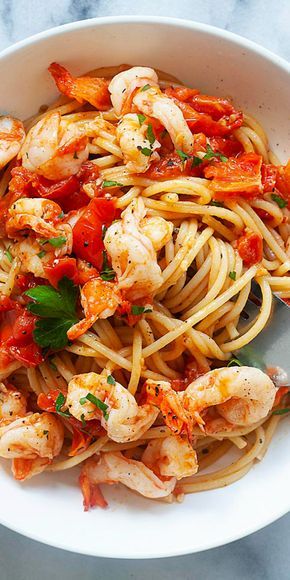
0 17 289 558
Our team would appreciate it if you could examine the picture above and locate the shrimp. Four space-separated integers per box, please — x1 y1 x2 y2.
0 412 64 459
20 111 89 180
142 435 198 480
67 278 121 341
104 197 166 301
0 116 25 170
108 66 158 115
116 113 160 173
6 198 72 255
0 383 27 426
140 215 173 251
66 372 159 443
133 86 194 154
48 62 111 110
11 239 45 278
145 366 276 435
79 452 176 509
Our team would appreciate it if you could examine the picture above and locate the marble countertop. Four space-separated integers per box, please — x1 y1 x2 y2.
0 1 290 578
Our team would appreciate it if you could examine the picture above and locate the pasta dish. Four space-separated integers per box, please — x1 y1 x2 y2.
0 63 289 509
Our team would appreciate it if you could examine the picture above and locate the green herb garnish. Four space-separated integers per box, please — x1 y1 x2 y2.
102 180 123 188
203 144 228 162
48 236 67 248
138 147 152 157
272 407 290 415
141 84 151 92
55 392 71 418
25 277 78 350
79 393 109 420
4 248 13 263
210 200 225 207
271 194 287 209
107 374 116 385
100 250 116 281
131 305 152 315
229 271 236 281
191 156 203 167
176 149 191 162
80 413 86 427
137 113 146 126
227 358 242 367
37 250 46 259
146 124 155 146
58 211 65 219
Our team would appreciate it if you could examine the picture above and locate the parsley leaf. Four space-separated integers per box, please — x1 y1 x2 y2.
55 392 71 418
203 144 228 162
79 393 109 420
137 113 146 126
146 124 155 146
37 250 46 259
131 305 152 315
58 211 65 219
227 358 242 367
176 149 191 162
107 374 116 385
48 236 67 248
273 407 290 415
102 180 123 188
191 156 203 167
100 250 116 281
271 194 287 208
210 200 224 207
141 84 151 92
80 413 86 427
25 277 78 349
138 146 152 157
4 247 13 263
229 271 236 281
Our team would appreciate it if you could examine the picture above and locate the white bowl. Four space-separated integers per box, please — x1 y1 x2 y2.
0 16 289 559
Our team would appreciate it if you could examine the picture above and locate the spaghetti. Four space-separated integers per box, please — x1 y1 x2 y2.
0 63 289 510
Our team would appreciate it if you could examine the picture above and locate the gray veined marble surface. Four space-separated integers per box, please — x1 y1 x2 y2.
0 1 290 579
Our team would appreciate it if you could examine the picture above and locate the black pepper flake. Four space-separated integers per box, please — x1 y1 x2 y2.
83 241 89 247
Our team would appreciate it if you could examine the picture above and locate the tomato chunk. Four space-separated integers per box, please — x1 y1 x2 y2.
261 163 278 193
44 257 79 288
204 153 263 199
72 197 116 269
0 309 44 367
236 230 263 265
275 160 290 204
48 62 111 111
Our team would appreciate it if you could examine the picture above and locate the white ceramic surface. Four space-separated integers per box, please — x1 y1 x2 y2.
0 16 289 559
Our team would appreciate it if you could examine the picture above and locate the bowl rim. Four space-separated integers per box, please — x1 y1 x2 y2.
0 15 289 559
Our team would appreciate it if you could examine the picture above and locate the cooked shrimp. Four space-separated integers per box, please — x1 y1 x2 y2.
11 239 46 278
80 452 176 509
6 198 72 253
116 113 160 173
66 372 159 443
0 412 64 459
140 215 173 251
104 197 164 300
21 111 89 180
133 86 194 154
0 383 27 425
12 456 54 481
183 366 276 428
0 116 25 170
48 62 111 110
145 366 276 434
142 435 198 480
67 278 121 341
108 66 158 115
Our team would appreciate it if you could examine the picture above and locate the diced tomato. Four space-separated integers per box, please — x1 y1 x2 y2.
3 309 44 366
165 87 243 137
72 197 116 269
37 389 61 412
164 86 200 102
116 297 153 326
204 153 263 199
171 359 209 392
261 163 278 193
14 273 43 293
0 296 19 312
48 62 111 111
209 136 244 158
145 152 187 180
273 386 289 407
236 230 263 265
44 257 79 288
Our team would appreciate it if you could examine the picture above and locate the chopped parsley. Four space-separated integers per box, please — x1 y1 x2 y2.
4 247 13 263
229 271 237 281
203 144 228 162
79 393 109 420
107 374 116 385
48 236 67 248
191 156 203 167
227 358 242 367
146 124 155 145
210 200 224 207
141 84 151 92
138 146 152 157
131 305 152 315
58 211 65 219
100 250 116 281
55 392 71 418
37 250 46 259
273 407 290 415
25 277 78 350
102 180 123 188
137 113 146 126
80 413 86 427
176 149 191 162
271 194 287 209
